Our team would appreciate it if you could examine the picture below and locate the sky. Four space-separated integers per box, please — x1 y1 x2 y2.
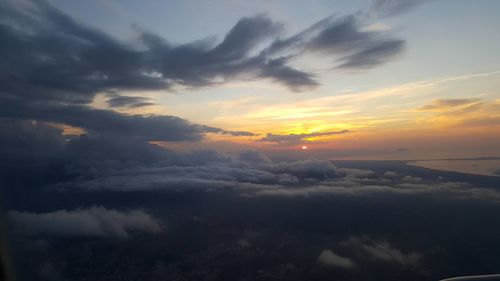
2 0 500 159
4 2 500 280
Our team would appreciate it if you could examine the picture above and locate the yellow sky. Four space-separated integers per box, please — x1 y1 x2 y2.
86 70 500 159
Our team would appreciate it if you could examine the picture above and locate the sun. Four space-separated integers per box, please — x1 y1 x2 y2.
301 145 308 150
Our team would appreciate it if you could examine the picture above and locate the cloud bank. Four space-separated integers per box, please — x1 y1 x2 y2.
7 206 162 238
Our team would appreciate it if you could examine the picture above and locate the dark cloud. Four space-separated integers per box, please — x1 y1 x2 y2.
221 130 259 137
236 150 272 164
0 119 69 189
0 100 214 141
308 16 377 52
4 118 500 281
297 15 407 69
0 98 255 141
0 0 407 102
0 119 256 193
3 119 499 206
0 0 406 145
106 95 155 108
0 0 167 105
257 130 350 144
337 39 405 69
7 206 162 238
0 0 261 142
259 57 319 91
369 0 433 18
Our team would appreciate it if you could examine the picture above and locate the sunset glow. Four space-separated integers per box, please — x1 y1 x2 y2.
3 1 500 280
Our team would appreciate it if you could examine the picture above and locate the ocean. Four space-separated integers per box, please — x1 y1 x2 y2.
408 159 500 177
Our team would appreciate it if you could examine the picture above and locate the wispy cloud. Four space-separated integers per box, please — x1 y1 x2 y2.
257 130 351 145
416 98 481 111
415 98 500 128
368 0 434 18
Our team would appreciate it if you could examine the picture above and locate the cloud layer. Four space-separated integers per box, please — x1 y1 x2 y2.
7 206 162 238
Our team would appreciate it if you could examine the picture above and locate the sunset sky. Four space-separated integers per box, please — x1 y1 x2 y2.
5 2 500 281
3 0 500 159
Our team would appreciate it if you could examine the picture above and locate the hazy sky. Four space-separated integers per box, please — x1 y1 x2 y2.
3 0 500 159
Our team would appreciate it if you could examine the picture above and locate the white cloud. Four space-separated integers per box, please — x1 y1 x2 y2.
362 241 421 267
317 249 355 269
341 236 422 268
7 206 162 238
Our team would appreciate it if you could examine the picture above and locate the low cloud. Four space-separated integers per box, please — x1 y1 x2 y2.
341 236 422 268
7 206 162 238
362 241 421 266
439 274 500 281
317 249 356 269
251 174 500 203
4 119 500 207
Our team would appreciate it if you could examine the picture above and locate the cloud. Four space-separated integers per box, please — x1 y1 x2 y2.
337 39 404 69
0 0 406 98
0 101 254 141
0 0 262 143
257 130 350 145
341 236 422 268
317 249 355 269
251 175 500 203
258 57 318 91
261 159 339 180
369 0 433 18
362 241 421 266
416 98 481 111
439 274 500 281
402 175 422 183
384 171 400 178
7 206 162 238
236 150 272 164
3 119 500 207
306 15 405 69
106 95 155 108
221 130 259 137
0 0 406 144
414 98 500 128
5 119 499 209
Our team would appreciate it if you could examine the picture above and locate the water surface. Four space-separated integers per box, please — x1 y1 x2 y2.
408 159 500 177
